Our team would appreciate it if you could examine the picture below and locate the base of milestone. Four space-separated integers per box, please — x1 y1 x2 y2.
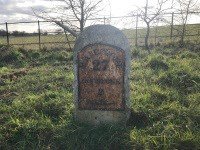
74 109 130 125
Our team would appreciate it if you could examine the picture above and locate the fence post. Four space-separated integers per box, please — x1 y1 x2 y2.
135 14 138 47
5 22 9 46
154 26 157 45
38 20 41 50
61 20 72 51
170 12 174 41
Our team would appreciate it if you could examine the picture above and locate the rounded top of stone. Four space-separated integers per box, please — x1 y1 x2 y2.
74 24 130 53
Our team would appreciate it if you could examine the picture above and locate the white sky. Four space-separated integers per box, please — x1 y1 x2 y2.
0 0 199 32
0 0 176 22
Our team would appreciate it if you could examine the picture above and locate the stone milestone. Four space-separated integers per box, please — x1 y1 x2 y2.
73 24 131 125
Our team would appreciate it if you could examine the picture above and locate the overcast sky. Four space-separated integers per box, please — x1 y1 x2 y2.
0 0 150 31
0 0 199 31
0 0 52 22
0 0 174 23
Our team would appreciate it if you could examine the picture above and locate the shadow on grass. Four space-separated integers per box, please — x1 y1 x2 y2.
126 109 150 128
1 117 133 150
54 120 133 150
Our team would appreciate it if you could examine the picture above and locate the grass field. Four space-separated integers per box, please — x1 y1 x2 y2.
0 34 75 50
0 43 199 149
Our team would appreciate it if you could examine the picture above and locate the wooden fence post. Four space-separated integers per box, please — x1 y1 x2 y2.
154 26 157 45
38 20 41 50
62 20 72 51
135 14 138 47
5 22 9 46
170 12 174 41
104 17 106 25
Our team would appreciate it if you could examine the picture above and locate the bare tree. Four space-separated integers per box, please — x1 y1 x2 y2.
132 0 169 52
174 0 199 46
33 0 103 37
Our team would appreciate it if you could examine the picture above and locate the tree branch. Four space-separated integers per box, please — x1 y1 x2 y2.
55 21 78 37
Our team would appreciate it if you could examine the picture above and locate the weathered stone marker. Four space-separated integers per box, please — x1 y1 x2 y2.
73 25 130 125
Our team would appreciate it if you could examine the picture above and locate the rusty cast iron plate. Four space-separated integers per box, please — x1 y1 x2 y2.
77 43 125 111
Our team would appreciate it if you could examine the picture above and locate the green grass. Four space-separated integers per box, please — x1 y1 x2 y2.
0 44 199 149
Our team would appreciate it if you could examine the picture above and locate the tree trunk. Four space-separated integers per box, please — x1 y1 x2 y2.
80 1 84 32
145 23 150 53
180 24 186 46
80 17 84 32
180 9 189 47
55 21 77 37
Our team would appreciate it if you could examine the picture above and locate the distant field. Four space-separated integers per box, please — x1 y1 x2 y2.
0 24 199 49
123 24 200 45
0 34 75 50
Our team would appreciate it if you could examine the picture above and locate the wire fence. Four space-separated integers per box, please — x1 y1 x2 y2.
0 11 200 50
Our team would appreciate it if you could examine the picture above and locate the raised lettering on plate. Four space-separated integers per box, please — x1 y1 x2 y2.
78 44 125 110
